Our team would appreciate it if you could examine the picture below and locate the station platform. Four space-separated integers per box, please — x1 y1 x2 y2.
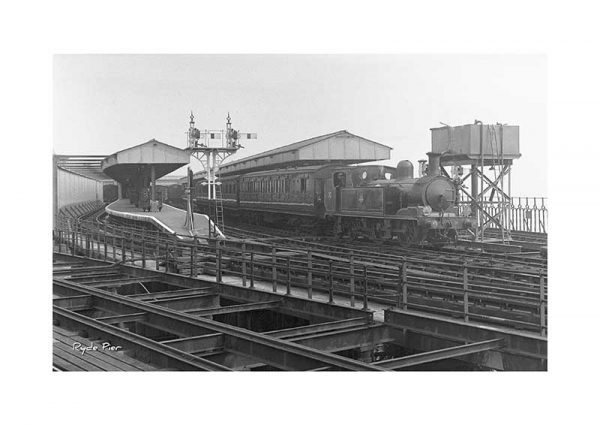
106 199 223 239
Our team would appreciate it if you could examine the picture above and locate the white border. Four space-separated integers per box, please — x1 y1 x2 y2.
4 1 599 424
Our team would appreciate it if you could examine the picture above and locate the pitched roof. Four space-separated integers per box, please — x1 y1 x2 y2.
218 130 391 176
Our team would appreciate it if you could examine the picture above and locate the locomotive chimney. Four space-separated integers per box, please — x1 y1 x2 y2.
396 160 414 179
427 152 441 176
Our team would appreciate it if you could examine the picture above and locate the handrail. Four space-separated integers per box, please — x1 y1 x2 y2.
53 222 548 336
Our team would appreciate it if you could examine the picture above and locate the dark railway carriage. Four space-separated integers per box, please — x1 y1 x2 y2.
239 166 319 218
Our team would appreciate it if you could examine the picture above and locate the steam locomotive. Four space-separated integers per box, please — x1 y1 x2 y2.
184 153 474 245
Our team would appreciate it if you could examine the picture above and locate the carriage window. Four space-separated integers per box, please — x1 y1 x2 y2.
300 177 307 193
285 178 290 193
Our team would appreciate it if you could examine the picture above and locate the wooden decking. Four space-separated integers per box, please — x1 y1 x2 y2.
53 326 158 371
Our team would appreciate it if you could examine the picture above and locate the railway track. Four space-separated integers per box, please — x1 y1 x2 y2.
224 224 547 273
54 211 548 334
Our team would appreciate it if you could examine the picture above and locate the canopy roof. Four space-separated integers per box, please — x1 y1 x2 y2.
218 130 392 176
101 139 189 183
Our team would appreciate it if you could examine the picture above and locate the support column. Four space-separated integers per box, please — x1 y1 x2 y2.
151 165 156 201
206 153 212 200
470 164 478 218
118 182 123 199
358 346 373 363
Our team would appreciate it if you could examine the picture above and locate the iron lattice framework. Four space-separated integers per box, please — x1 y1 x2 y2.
438 122 515 243
184 113 256 235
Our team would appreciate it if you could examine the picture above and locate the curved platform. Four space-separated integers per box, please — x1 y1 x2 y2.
106 199 223 239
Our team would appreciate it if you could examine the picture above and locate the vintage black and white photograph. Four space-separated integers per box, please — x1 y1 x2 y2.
52 54 547 372
6 1 600 423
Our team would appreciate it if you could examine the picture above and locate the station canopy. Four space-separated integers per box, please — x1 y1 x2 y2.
101 139 190 183
54 155 114 181
217 130 392 176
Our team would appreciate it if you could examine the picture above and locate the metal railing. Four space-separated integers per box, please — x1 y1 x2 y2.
53 218 548 336
459 196 548 234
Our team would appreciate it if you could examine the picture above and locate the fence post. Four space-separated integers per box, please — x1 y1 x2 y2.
328 260 334 304
142 233 146 269
307 249 313 299
121 235 126 262
241 242 247 287
79 225 83 255
463 262 469 322
216 240 222 283
88 227 93 257
249 251 255 288
103 223 107 261
130 231 135 264
350 251 355 307
397 264 402 308
540 270 546 336
402 260 408 310
165 239 170 273
190 238 195 277
362 265 369 311
85 229 90 257
286 257 292 295
155 231 159 270
94 227 98 257
112 230 116 261
58 230 62 253
271 245 277 292
71 229 76 254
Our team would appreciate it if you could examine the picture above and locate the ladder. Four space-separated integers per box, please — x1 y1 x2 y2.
213 173 225 236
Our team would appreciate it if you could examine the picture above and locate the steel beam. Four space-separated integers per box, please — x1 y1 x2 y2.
287 324 400 353
163 334 224 353
150 294 220 310
183 301 282 316
128 287 215 302
384 308 547 370
54 278 385 371
53 295 93 310
98 312 147 325
374 338 504 370
54 306 230 371
265 318 371 339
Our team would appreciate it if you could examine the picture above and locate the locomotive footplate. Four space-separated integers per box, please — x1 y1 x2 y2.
331 211 474 245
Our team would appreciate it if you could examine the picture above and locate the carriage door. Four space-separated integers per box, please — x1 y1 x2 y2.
333 172 346 212
315 178 326 216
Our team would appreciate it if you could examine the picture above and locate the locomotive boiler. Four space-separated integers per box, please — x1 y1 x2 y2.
329 154 474 244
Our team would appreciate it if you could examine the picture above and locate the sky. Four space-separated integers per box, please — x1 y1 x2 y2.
54 54 547 197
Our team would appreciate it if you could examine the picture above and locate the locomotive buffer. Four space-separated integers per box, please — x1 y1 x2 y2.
185 112 256 236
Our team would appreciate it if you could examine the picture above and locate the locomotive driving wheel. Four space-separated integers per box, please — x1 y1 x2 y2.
399 222 423 246
428 228 458 245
